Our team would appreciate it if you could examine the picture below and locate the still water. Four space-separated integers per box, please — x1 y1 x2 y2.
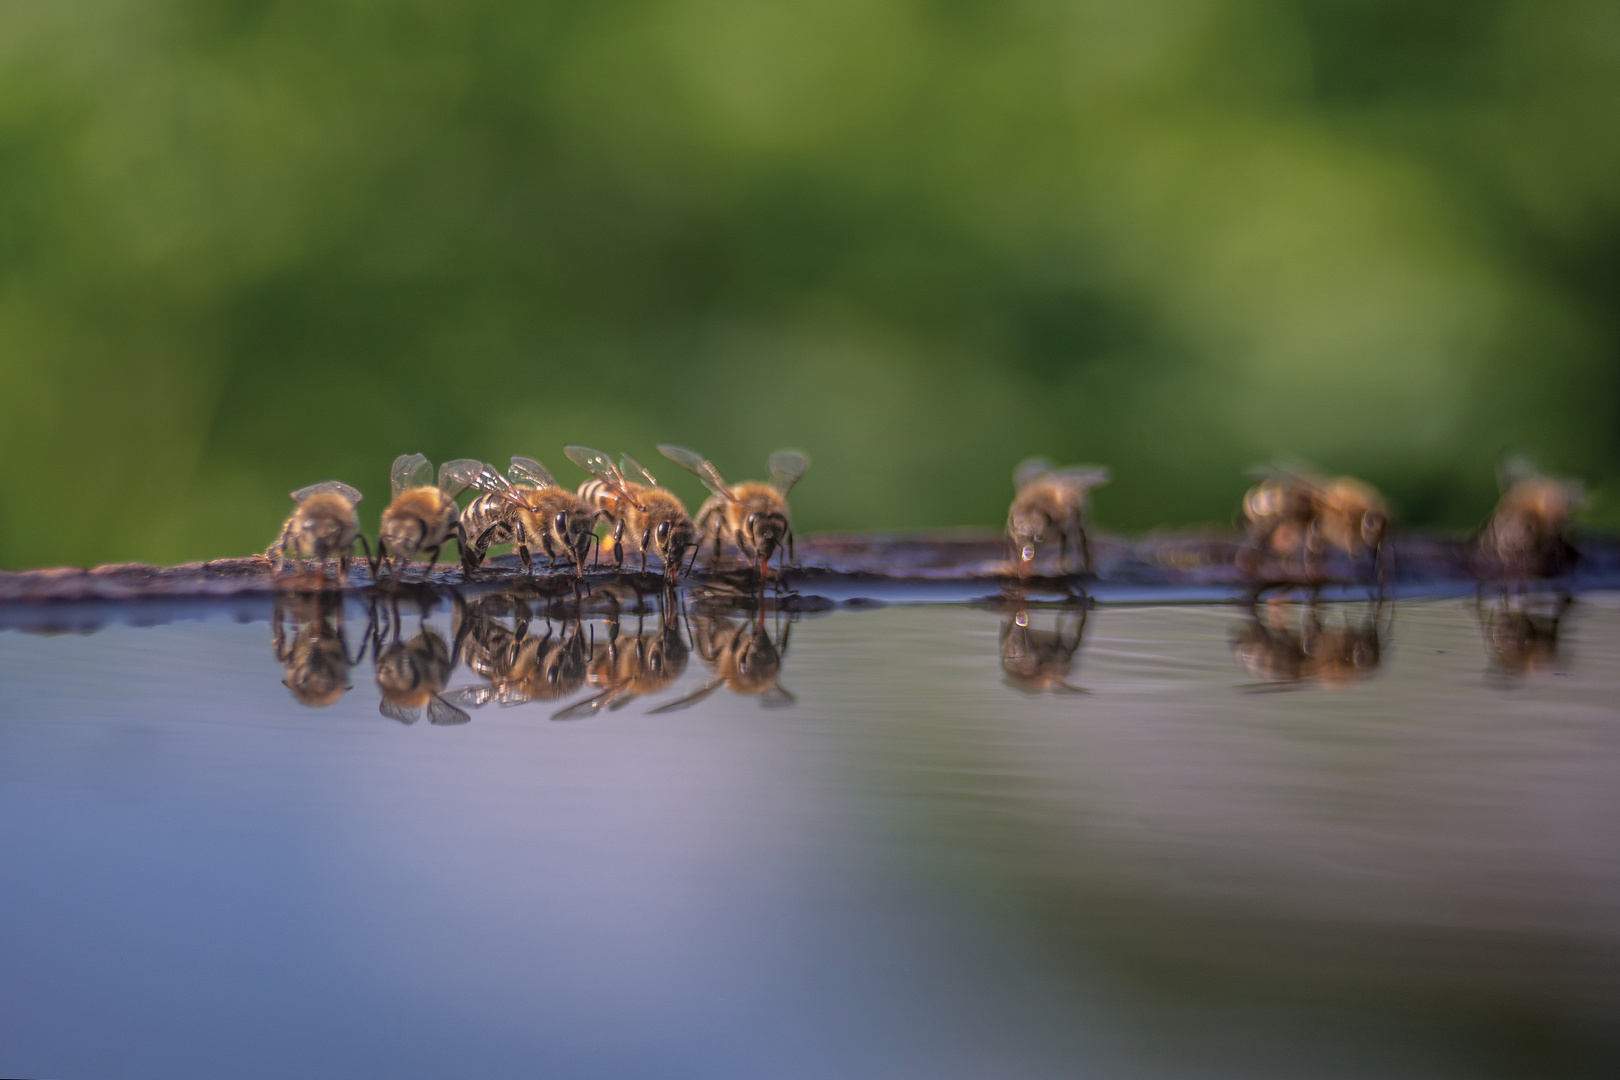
1 587 1616 1079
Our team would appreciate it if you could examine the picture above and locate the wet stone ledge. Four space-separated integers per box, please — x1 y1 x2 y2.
1 531 1617 607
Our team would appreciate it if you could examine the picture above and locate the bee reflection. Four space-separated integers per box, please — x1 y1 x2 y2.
554 603 689 719
650 608 795 713
1477 593 1572 681
1000 601 1089 694
273 592 360 706
370 597 469 725
1233 595 1387 688
444 593 590 711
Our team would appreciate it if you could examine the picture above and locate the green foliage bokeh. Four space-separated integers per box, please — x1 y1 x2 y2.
1 0 1617 567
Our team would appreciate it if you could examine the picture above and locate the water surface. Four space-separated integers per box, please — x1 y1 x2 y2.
1 590 1616 1078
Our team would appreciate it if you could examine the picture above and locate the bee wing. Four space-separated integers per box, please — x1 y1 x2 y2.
437 458 485 498
657 445 734 501
564 445 623 486
508 455 559 491
1013 457 1056 492
391 453 434 499
428 694 472 726
1497 454 1544 491
442 685 497 709
565 445 644 509
768 450 810 495
460 463 534 512
760 683 796 708
379 700 421 725
291 480 363 505
620 453 660 487
647 678 725 714
1243 456 1324 485
1053 465 1111 494
552 687 618 720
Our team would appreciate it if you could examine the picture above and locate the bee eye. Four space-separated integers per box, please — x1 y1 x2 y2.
554 511 568 534
746 513 757 530
657 521 671 543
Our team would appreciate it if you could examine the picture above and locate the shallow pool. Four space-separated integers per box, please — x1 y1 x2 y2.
1 588 1616 1078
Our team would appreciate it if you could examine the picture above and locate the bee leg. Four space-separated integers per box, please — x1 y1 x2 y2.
352 535 374 580
613 519 626 568
422 546 443 582
453 521 473 579
640 531 651 573
787 528 796 568
339 555 350 581
1078 527 1094 578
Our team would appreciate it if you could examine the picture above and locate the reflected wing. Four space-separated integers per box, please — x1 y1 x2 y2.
647 679 724 714
657 445 734 501
291 480 363 505
508 455 558 491
760 683 796 708
621 453 660 487
438 458 485 498
768 451 809 495
565 445 642 508
428 695 472 726
442 685 498 708
391 453 434 499
1013 457 1055 492
552 687 618 720
1053 465 1110 494
379 700 421 725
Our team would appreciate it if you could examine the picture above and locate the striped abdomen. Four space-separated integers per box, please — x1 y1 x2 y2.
462 492 519 549
576 479 623 520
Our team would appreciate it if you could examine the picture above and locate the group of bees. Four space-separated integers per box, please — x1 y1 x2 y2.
270 446 811 583
273 440 1583 592
1007 455 1585 585
274 588 795 723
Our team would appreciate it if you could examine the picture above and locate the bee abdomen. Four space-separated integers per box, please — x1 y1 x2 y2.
577 479 618 518
463 493 516 547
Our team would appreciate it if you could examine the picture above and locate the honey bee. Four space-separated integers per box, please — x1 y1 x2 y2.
272 592 359 706
1232 596 1387 687
649 609 794 712
564 446 696 581
1476 593 1572 679
1238 465 1389 583
376 454 484 581
370 600 469 725
443 593 590 708
552 607 689 719
1477 460 1583 584
459 456 599 577
657 445 809 576
268 481 370 579
1007 458 1111 576
1000 601 1088 693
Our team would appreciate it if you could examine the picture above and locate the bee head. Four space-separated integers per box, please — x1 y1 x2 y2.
1008 509 1050 566
746 511 789 561
1360 508 1388 550
656 518 694 578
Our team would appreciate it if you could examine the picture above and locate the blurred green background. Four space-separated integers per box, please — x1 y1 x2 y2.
1 0 1617 568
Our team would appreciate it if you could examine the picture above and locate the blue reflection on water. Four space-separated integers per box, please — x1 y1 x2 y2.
0 589 1616 1078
